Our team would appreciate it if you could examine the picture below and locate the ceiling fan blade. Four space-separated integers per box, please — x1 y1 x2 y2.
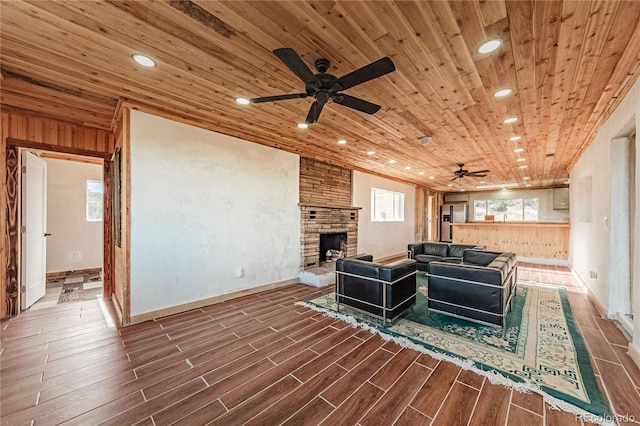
334 57 395 91
305 101 325 124
468 169 490 174
333 94 381 114
450 176 459 181
250 93 309 103
466 174 487 178
273 48 316 84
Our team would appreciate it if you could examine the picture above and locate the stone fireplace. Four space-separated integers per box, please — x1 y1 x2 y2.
300 204 359 269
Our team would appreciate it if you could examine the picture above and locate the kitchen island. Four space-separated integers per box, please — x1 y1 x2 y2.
451 222 570 260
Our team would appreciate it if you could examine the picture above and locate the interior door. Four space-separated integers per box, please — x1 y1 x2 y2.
21 151 48 310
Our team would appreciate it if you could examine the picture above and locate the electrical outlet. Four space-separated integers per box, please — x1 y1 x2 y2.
590 270 597 279
73 251 81 261
236 267 243 278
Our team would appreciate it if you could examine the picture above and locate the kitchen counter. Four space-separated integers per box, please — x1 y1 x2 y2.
451 222 569 259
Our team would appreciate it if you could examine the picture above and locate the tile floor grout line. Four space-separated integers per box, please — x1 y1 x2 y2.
465 376 486 425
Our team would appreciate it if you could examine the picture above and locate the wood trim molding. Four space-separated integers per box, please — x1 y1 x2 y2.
6 138 111 159
129 278 301 325
628 343 640 370
5 145 19 316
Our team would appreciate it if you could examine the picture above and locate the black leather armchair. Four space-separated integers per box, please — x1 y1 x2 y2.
426 249 517 331
335 256 417 326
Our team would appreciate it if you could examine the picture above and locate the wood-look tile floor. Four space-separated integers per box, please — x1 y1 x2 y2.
1 264 639 425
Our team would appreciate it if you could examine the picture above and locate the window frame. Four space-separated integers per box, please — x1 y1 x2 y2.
371 187 405 222
473 197 540 222
86 179 104 222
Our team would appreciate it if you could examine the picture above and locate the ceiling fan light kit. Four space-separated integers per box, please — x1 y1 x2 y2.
250 48 396 124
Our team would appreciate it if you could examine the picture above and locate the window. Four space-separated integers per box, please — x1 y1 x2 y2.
371 188 404 222
473 198 539 221
87 180 103 221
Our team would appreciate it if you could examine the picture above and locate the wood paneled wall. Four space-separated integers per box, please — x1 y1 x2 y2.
1 110 114 318
112 108 130 325
415 187 443 243
299 158 352 207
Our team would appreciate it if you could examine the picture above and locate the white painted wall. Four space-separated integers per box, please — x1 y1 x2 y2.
466 188 570 222
569 76 640 363
353 171 415 259
45 158 103 273
129 111 300 316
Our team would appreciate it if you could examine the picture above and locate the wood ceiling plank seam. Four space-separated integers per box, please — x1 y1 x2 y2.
0 104 110 132
337 1 390 43
369 1 472 111
0 39 308 133
552 0 622 174
394 1 482 100
533 0 563 177
1 81 116 117
506 0 538 161
1 72 118 112
34 1 302 98
564 2 640 164
478 0 508 28
542 1 591 178
0 92 113 128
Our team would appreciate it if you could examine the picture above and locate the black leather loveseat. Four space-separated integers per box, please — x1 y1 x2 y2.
426 249 517 331
335 256 417 326
407 242 480 271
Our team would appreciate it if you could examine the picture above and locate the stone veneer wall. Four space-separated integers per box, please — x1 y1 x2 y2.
300 158 351 207
299 158 358 268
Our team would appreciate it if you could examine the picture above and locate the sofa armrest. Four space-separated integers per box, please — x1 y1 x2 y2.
407 243 424 258
336 258 380 279
428 261 503 287
462 249 501 266
379 259 416 283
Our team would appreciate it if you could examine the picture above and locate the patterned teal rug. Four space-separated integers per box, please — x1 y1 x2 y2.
298 278 611 423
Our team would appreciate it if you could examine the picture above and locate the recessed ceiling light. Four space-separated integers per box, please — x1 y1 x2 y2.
504 117 518 124
337 139 347 145
519 165 528 169
525 184 532 187
297 123 308 129
447 184 453 187
523 176 530 180
477 39 502 54
419 172 425 175
405 166 411 170
460 189 465 192
367 151 375 155
494 88 512 98
479 181 485 184
517 158 526 162
388 159 396 164
429 176 435 179
510 135 521 141
235 97 250 105
564 180 570 184
514 148 524 153
131 54 156 67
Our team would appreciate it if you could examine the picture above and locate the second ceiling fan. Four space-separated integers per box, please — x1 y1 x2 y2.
251 48 396 124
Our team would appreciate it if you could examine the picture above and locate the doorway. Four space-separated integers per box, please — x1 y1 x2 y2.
20 149 105 310
608 122 636 338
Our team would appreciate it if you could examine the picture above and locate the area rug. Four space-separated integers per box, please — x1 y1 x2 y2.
298 279 612 424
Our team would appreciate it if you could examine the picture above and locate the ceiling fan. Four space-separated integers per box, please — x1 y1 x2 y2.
250 48 396 124
451 163 490 181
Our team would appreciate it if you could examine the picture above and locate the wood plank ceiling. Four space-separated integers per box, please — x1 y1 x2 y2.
1 1 639 191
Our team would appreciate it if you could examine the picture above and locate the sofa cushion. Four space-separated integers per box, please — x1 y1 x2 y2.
422 242 449 257
447 244 476 258
462 249 501 266
379 259 416 282
414 254 443 264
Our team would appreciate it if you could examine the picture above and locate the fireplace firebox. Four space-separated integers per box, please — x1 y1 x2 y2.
319 232 347 261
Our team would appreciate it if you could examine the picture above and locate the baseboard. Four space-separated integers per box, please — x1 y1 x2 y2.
517 256 569 267
570 266 609 317
628 342 640 369
46 267 102 281
129 278 300 325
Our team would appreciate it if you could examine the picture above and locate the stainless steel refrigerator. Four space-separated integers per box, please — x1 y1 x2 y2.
440 203 468 242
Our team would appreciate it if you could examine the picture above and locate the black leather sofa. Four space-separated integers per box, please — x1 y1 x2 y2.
407 242 480 271
335 256 417 326
426 249 518 331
